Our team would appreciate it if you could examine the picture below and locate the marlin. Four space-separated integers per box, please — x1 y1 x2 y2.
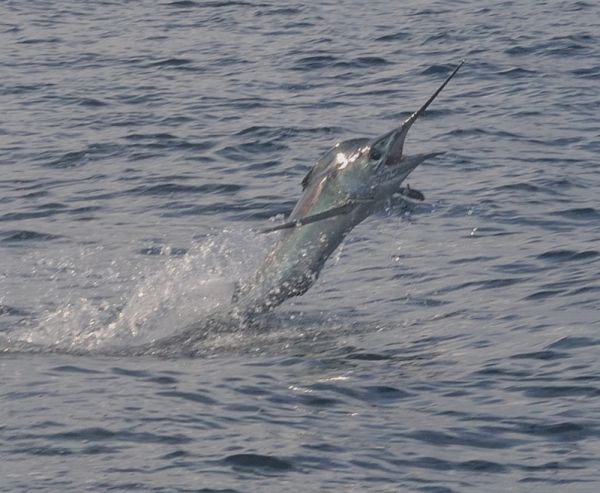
232 61 463 316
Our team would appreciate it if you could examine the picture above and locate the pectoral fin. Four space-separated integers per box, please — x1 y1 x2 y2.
398 184 425 201
260 200 362 234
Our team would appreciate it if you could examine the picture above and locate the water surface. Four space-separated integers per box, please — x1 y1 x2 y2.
2 0 600 491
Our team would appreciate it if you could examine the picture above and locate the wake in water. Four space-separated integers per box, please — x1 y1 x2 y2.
3 230 282 355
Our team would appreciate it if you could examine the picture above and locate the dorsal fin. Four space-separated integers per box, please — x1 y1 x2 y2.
301 167 314 190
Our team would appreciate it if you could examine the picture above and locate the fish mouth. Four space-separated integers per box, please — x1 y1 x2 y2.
395 151 444 181
373 60 463 168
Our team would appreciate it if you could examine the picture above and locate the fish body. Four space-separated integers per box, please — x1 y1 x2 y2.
233 62 464 315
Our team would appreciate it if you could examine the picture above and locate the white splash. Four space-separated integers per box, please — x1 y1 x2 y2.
11 230 272 352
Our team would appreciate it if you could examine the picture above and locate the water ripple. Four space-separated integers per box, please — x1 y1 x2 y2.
3 1 600 491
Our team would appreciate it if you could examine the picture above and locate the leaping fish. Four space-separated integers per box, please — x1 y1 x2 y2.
233 61 464 315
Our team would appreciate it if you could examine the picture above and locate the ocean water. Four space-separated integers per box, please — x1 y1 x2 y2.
2 0 600 491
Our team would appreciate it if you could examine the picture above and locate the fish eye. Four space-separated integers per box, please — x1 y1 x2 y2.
369 147 381 161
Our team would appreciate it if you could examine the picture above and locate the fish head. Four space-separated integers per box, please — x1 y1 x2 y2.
359 133 441 189
356 61 464 190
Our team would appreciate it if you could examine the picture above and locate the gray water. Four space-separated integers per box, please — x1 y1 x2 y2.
2 0 600 491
